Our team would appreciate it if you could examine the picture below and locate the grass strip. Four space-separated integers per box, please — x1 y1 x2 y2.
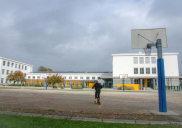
0 114 181 128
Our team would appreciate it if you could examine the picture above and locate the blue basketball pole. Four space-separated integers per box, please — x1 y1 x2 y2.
156 39 167 112
46 82 47 90
123 78 124 92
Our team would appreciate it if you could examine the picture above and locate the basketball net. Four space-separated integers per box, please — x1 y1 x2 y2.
143 48 151 56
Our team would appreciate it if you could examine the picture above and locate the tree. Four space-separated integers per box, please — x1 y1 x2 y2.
37 66 53 72
47 73 64 85
6 70 26 84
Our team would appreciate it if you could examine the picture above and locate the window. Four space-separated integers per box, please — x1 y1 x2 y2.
146 68 150 74
25 66 27 70
140 68 144 74
151 57 156 64
92 77 95 80
133 57 138 64
6 70 9 75
7 62 10 66
22 65 24 70
37 76 40 79
134 79 139 84
19 65 21 69
86 77 89 80
63 77 66 80
2 69 5 74
1 78 4 83
98 77 101 79
11 63 14 67
15 64 17 68
152 68 156 74
80 77 83 79
11 71 13 74
28 76 31 79
69 76 72 79
134 68 138 74
74 76 78 79
32 76 35 79
3 61 6 66
145 57 150 64
139 57 144 64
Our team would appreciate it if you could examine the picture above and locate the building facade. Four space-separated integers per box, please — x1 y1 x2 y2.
112 53 179 90
0 57 33 84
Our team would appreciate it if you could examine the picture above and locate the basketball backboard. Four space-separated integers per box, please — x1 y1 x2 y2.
119 74 128 79
131 28 167 49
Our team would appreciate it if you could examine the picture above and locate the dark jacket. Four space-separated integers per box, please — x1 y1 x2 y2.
92 83 102 90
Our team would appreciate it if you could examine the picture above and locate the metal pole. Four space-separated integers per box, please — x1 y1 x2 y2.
156 39 167 112
123 79 124 92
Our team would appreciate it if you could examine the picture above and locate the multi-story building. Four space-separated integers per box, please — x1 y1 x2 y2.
112 53 179 90
0 57 33 84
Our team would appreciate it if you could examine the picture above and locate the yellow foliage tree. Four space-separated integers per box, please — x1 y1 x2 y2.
6 70 26 84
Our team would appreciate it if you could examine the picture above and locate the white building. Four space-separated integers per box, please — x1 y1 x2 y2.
0 57 34 84
112 53 179 90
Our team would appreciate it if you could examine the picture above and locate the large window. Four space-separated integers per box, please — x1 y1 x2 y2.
145 57 150 64
139 57 144 64
25 66 27 70
134 68 138 74
92 77 95 80
22 65 24 70
32 76 35 79
11 71 13 74
152 68 156 74
28 76 31 79
80 77 83 79
140 68 144 74
86 77 90 80
74 76 78 79
19 65 21 69
69 76 72 79
151 57 156 64
15 64 17 68
63 77 66 80
11 63 14 67
146 68 150 74
7 62 10 67
2 69 5 74
37 76 40 79
3 61 6 66
1 78 4 83
133 57 138 64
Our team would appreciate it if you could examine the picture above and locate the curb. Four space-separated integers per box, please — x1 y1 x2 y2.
0 111 181 125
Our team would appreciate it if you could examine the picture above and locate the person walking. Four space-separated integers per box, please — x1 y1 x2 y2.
21 82 25 89
92 81 102 104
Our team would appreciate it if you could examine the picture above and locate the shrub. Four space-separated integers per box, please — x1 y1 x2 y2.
34 84 43 87
9 84 22 86
118 86 134 90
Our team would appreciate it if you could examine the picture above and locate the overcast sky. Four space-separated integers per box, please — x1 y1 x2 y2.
0 0 182 75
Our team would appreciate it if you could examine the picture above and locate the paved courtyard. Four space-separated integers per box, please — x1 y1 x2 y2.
0 89 182 116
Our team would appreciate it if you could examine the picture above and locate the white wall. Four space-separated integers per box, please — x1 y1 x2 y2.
112 53 179 78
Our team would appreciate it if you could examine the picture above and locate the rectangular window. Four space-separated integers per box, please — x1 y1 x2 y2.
32 76 35 79
145 57 150 64
146 68 150 74
98 77 101 79
3 61 6 66
28 76 31 79
92 77 95 80
15 64 17 68
134 79 139 84
37 76 40 79
152 68 156 74
139 57 144 64
80 77 83 79
151 57 156 64
19 65 21 69
134 68 138 74
69 76 72 79
22 65 24 70
74 76 78 79
140 68 144 74
2 69 5 74
7 62 10 67
6 70 9 75
86 77 89 80
133 57 138 64
1 78 4 83
11 71 13 74
63 77 66 80
25 66 27 70
11 63 14 67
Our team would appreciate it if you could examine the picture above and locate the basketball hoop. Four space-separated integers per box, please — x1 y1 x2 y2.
122 76 125 80
143 48 151 56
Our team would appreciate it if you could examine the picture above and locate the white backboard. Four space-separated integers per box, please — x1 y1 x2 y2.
131 28 167 49
119 74 128 79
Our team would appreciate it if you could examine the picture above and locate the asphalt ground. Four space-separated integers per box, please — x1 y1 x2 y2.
0 87 182 122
